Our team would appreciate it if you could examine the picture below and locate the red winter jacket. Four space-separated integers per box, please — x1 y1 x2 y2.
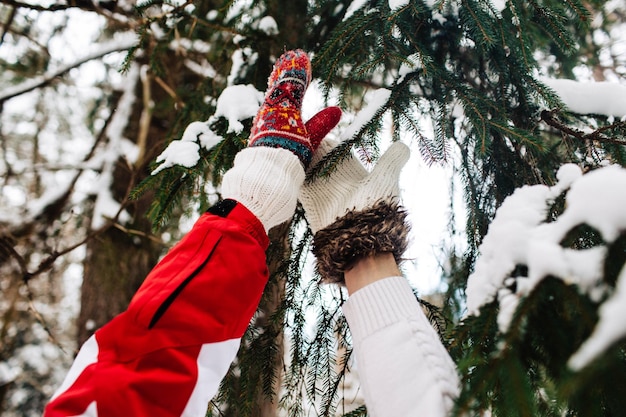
44 200 269 417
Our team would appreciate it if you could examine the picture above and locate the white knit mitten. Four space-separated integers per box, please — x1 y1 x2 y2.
300 139 410 233
299 139 411 283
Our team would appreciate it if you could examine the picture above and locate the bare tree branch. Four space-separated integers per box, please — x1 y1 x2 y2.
0 4 16 46
135 65 153 169
0 89 128 283
0 0 116 13
0 36 137 103
541 110 626 146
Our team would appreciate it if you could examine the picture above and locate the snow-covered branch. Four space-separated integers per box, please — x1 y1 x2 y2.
0 0 118 13
542 78 626 118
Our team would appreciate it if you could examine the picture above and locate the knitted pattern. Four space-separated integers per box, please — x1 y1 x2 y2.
221 147 305 232
300 139 411 234
250 49 314 167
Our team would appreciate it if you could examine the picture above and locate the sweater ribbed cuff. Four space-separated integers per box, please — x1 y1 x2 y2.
342 276 421 345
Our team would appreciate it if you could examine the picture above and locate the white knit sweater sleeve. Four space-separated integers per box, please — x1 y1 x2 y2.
342 276 460 417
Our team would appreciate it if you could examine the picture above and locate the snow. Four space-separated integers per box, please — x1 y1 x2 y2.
389 0 409 10
2 6 626 414
398 54 420 84
151 118 224 175
569 265 626 370
465 182 556 318
152 141 200 174
554 166 626 242
258 16 279 35
227 48 258 86
542 78 626 118
25 180 73 220
91 64 139 229
151 84 261 174
466 164 626 337
214 84 264 133
0 33 137 103
185 59 217 78
344 0 369 21
491 0 507 13
0 361 18 385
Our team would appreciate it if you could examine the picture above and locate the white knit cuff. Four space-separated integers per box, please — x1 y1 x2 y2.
342 276 421 345
221 147 305 231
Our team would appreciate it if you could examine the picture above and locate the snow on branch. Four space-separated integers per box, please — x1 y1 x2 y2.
465 163 626 369
542 78 626 118
1 0 116 12
151 84 262 174
569 265 626 370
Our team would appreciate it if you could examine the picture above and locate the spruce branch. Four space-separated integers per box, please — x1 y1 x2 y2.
488 119 545 151
461 0 495 45
563 0 592 24
531 3 576 53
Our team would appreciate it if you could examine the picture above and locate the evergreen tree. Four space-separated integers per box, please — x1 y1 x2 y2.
1 0 626 416
136 1 626 415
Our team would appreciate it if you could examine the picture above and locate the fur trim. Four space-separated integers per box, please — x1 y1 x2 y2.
312 200 410 284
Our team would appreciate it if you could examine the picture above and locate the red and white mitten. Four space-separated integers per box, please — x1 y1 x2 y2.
222 49 341 231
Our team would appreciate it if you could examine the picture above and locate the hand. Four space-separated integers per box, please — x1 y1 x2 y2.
221 50 341 231
249 49 341 168
299 138 410 234
299 138 411 283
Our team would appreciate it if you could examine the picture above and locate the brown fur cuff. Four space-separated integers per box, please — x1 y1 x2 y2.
312 200 410 284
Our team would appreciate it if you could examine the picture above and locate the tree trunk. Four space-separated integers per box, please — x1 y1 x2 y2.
76 52 187 344
254 223 290 417
77 209 160 345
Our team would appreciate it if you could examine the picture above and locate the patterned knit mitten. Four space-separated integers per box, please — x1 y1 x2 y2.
299 138 411 283
249 49 341 168
222 50 341 232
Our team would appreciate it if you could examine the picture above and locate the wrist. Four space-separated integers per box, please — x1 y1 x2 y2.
344 252 401 295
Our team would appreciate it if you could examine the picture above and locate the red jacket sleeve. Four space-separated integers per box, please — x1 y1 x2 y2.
44 200 269 417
